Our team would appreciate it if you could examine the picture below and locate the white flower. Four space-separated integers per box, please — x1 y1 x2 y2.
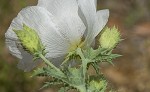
77 0 109 46
5 0 85 71
5 0 109 71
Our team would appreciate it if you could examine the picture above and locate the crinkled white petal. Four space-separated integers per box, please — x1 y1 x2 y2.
5 39 22 59
78 7 88 38
77 0 109 46
14 6 72 58
96 9 109 31
5 16 23 59
6 6 80 71
5 31 41 71
38 0 85 45
50 55 65 67
86 9 109 46
77 0 97 46
17 48 42 72
94 0 97 8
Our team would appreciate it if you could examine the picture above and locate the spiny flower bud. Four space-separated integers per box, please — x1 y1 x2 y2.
14 24 44 55
89 80 107 91
99 26 121 49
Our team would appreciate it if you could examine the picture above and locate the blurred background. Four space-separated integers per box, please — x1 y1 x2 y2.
0 0 150 92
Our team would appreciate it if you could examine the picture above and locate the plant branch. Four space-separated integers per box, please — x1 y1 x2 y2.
39 54 61 72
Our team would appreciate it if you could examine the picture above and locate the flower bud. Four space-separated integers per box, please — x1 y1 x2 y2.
89 80 107 91
99 26 120 49
14 24 44 55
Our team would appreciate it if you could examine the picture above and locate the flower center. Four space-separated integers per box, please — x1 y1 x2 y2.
68 39 83 52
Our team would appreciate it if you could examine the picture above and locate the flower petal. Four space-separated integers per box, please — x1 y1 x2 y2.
17 48 41 72
13 6 72 58
5 33 41 71
77 0 97 46
86 9 109 46
96 9 109 31
50 55 65 67
77 0 109 46
37 0 85 45
94 0 97 8
5 39 22 59
6 6 77 71
5 16 23 59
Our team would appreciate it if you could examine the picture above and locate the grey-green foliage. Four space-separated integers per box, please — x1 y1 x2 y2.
88 79 107 92
27 25 121 92
33 45 121 92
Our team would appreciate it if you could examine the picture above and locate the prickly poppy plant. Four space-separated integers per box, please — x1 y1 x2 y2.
5 0 121 92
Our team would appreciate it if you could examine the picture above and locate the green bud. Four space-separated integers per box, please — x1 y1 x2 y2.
14 24 44 55
99 26 121 49
89 80 107 91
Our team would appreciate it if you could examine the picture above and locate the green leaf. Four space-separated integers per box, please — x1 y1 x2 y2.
83 48 98 60
40 80 64 89
65 67 84 86
32 68 47 77
95 50 122 65
40 82 55 89
62 67 87 92
109 54 122 59
32 67 66 79
91 62 100 75
58 87 70 92
61 51 76 66
88 79 108 92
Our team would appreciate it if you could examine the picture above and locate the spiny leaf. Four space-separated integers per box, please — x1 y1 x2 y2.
83 47 99 60
64 67 84 85
58 87 70 92
61 51 76 66
91 62 100 75
32 67 66 79
32 68 47 77
88 79 108 92
40 80 64 89
95 53 122 64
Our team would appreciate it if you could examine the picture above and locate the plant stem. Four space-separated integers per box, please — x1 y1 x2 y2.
39 54 60 72
76 48 87 81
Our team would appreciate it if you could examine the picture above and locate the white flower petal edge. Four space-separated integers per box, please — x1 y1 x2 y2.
5 30 41 72
5 6 67 71
5 39 22 59
38 0 85 46
77 0 109 46
77 0 97 46
94 0 97 8
5 17 23 59
17 48 41 72
96 9 109 32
